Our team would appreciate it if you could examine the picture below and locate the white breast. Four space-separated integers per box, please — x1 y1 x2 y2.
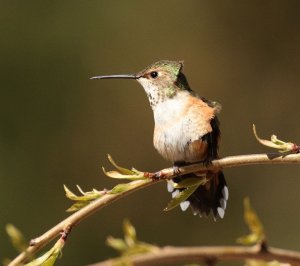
152 92 210 163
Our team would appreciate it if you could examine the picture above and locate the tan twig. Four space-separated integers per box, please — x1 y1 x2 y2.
86 244 300 266
8 152 300 266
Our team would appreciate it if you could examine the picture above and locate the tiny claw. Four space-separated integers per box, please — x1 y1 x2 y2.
152 171 166 180
173 165 181 175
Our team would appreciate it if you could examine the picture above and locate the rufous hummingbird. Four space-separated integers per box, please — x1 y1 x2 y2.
91 60 228 219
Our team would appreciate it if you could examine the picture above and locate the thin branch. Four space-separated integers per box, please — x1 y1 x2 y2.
145 153 300 180
8 152 300 266
86 244 300 266
7 179 153 266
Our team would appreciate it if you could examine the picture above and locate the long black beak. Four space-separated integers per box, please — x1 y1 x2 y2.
90 74 138 80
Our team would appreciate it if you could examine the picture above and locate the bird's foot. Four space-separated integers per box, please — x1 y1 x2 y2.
173 165 181 176
151 170 166 180
173 161 188 176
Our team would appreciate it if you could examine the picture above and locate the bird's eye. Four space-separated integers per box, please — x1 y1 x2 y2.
150 71 158 78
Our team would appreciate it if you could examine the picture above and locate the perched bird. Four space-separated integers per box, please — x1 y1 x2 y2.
91 60 228 219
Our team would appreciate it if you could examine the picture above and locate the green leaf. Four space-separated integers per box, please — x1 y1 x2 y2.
6 224 27 253
106 219 159 259
110 180 149 195
123 219 137 247
244 198 264 238
63 185 78 200
107 154 136 175
106 237 127 252
237 233 261 246
173 177 207 188
64 185 101 201
102 155 146 180
164 185 199 211
237 197 265 245
103 168 145 180
25 238 64 266
253 124 297 153
66 202 90 212
110 184 133 194
64 185 103 212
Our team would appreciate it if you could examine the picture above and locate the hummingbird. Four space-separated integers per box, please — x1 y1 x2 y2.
91 60 228 219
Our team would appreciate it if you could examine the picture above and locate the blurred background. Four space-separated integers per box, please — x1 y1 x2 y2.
1 1 299 265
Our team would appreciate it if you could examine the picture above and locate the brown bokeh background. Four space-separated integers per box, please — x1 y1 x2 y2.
1 1 299 265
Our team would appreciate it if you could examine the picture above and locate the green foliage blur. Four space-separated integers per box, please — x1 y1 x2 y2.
1 1 299 265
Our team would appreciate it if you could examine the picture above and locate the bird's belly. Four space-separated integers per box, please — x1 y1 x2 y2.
152 94 212 163
153 123 208 163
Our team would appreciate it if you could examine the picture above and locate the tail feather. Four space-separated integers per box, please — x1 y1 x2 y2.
169 171 228 219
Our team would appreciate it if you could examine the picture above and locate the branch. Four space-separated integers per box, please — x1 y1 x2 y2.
86 244 300 266
7 152 300 266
